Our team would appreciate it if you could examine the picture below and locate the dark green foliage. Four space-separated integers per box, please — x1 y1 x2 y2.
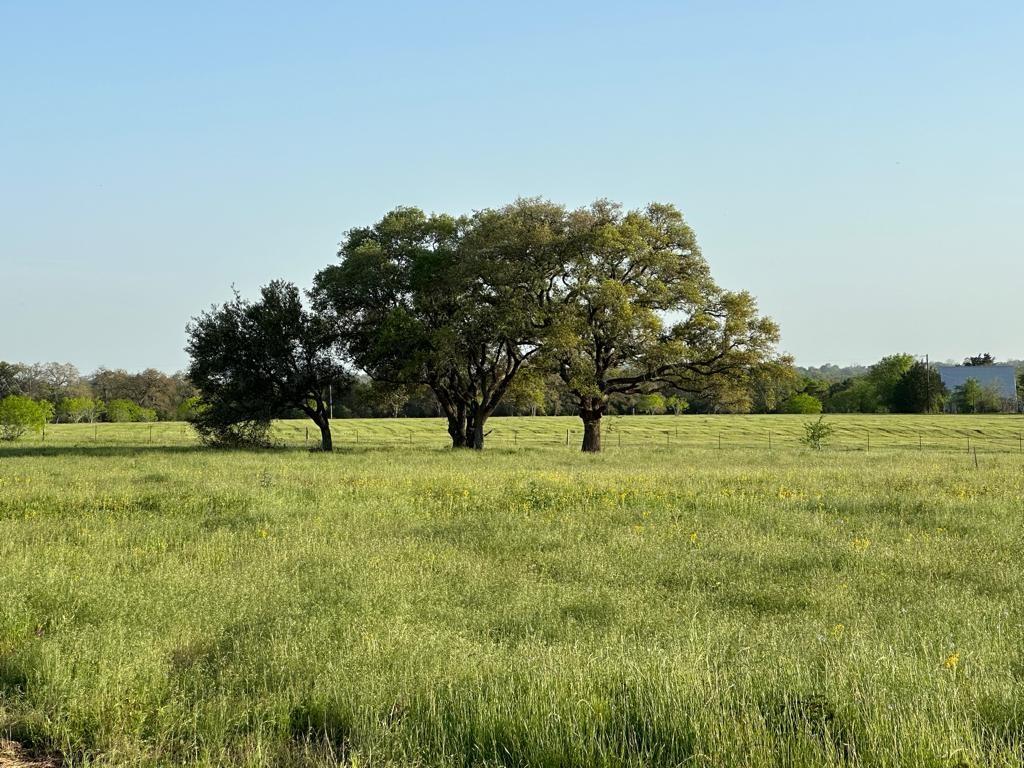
892 362 946 413
866 354 915 411
186 281 347 451
964 352 996 366
313 201 566 449
193 418 274 449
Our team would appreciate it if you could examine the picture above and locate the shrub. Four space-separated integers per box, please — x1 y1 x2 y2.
782 393 823 414
191 416 275 449
0 395 50 441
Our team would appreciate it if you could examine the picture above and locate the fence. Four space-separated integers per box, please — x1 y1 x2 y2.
20 420 1024 456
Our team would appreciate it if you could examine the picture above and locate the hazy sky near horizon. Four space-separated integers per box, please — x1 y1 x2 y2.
2 1 1022 374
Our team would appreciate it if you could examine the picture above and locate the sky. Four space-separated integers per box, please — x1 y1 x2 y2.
2 1 1022 373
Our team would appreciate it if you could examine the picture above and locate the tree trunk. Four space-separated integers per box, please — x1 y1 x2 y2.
317 416 333 452
467 403 493 450
471 415 486 450
581 397 602 450
449 401 470 448
447 416 468 448
580 404 604 453
303 401 333 452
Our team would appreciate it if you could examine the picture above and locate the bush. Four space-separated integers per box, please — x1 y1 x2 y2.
782 393 823 414
0 395 50 441
191 417 275 449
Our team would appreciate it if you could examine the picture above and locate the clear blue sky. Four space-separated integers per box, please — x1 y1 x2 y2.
2 1 1022 373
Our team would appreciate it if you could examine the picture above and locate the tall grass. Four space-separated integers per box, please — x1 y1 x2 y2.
1 438 1023 766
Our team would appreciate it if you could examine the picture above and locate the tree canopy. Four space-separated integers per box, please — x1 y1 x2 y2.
313 200 566 449
186 281 347 450
543 201 781 451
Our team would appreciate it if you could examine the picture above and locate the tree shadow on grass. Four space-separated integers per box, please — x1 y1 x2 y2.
0 442 468 460
0 445 228 460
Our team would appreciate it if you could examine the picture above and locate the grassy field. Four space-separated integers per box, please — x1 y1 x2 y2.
21 413 1024 453
2 418 1024 766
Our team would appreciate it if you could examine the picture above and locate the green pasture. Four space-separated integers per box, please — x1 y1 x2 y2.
1 426 1023 765
24 413 1024 453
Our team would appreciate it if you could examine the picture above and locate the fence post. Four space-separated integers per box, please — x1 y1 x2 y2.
919 434 922 450
514 431 518 446
305 427 308 445
666 431 670 446
149 425 153 444
718 433 722 450
967 436 970 454
565 429 569 446
866 432 870 452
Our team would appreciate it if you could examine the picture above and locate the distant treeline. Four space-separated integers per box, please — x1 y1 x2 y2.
792 354 1024 414
3 354 1021 424
0 362 196 423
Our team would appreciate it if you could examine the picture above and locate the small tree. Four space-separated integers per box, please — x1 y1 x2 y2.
59 396 102 423
953 378 1003 413
636 393 667 415
0 395 50 441
369 382 411 418
665 395 688 415
505 365 549 416
187 281 348 451
800 416 835 451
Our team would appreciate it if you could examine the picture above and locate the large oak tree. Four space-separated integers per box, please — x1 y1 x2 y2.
313 201 565 449
545 201 781 451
